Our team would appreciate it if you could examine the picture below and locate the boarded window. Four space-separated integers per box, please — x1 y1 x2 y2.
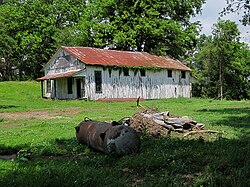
67 77 73 94
123 68 129 76
140 69 146 77
95 71 102 93
181 71 186 79
46 80 51 93
168 70 172 78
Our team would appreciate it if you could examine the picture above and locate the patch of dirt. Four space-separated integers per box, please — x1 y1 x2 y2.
0 107 83 120
130 109 170 137
0 111 59 119
0 122 22 128
96 98 145 102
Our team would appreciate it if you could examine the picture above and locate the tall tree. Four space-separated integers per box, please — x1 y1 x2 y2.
0 3 20 80
212 19 241 99
86 0 205 59
192 35 218 97
193 19 250 100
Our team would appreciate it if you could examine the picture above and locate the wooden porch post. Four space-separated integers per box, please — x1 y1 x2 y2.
41 80 44 98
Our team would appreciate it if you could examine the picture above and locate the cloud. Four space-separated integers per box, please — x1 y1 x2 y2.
191 0 249 44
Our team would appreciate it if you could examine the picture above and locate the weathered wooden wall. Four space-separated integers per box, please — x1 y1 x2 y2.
45 49 85 75
43 49 85 99
77 66 191 100
43 49 192 100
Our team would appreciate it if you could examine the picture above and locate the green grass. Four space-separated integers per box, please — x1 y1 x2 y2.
0 81 249 186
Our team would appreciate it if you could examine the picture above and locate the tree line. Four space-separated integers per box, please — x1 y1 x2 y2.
192 19 250 100
0 0 249 99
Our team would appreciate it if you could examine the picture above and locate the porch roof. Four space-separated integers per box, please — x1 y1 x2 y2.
37 70 81 80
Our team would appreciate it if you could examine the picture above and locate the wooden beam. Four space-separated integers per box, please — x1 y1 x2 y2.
41 80 44 98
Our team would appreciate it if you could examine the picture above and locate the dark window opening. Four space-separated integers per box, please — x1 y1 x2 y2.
133 69 138 76
46 80 51 93
168 70 172 78
140 69 146 77
123 68 129 76
181 71 186 79
67 77 73 94
95 71 102 93
108 68 112 78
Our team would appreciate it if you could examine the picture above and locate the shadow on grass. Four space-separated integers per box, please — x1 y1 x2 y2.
0 136 249 187
0 144 20 155
197 107 250 115
197 107 250 136
0 105 19 110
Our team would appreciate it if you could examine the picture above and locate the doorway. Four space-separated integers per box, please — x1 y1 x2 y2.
76 77 85 99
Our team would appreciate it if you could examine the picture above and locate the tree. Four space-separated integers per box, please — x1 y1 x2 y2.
0 0 87 80
0 3 20 80
212 19 241 99
0 0 206 80
223 0 250 25
193 19 250 100
86 0 205 59
192 35 218 98
224 44 250 99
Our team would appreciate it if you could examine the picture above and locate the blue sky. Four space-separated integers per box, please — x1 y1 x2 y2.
191 0 250 44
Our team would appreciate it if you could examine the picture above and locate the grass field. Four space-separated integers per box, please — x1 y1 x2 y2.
0 81 249 186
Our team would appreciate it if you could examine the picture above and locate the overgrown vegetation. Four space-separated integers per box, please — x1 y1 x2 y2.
0 81 249 186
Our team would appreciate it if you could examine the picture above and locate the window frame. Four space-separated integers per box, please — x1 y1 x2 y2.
140 69 146 77
123 68 129 76
46 80 51 93
94 70 102 93
181 71 186 79
67 77 73 94
168 70 172 78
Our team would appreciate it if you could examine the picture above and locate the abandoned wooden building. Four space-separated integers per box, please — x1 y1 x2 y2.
37 46 192 100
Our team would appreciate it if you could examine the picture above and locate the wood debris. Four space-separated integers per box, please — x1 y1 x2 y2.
120 109 208 137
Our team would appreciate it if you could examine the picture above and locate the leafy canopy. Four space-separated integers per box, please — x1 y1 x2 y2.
87 0 205 58
0 0 87 80
193 19 250 100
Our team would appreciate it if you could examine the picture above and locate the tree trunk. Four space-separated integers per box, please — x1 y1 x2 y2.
219 61 223 100
217 47 223 100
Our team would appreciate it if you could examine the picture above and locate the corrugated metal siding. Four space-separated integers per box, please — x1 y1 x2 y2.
37 71 80 80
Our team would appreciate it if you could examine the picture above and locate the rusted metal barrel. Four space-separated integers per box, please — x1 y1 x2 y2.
75 119 140 156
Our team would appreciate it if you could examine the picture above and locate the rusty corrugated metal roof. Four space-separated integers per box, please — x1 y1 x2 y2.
37 70 80 80
62 46 191 71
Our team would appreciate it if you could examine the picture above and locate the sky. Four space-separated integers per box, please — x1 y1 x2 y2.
191 0 250 44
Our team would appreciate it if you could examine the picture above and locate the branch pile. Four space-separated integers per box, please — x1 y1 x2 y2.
126 109 206 137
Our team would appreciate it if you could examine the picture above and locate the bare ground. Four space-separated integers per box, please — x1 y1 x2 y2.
0 107 83 119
